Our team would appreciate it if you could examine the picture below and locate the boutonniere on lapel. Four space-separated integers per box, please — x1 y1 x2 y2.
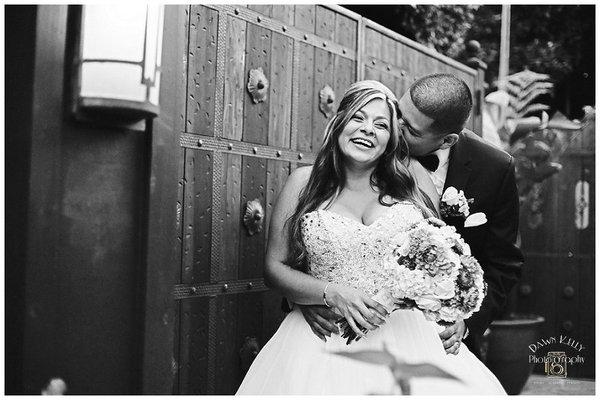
440 187 487 227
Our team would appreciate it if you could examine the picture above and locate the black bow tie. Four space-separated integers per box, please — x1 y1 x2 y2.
415 153 440 172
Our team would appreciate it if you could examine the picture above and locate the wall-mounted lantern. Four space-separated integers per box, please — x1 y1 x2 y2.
70 5 164 124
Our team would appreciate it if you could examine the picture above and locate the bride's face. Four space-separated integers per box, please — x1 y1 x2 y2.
337 98 391 167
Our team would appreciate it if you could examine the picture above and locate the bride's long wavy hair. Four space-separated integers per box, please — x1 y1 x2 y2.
286 81 436 272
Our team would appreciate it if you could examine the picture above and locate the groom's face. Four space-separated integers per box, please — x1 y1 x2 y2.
398 93 447 156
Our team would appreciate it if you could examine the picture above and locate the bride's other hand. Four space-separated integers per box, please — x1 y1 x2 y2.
326 283 388 337
299 305 341 342
426 216 446 227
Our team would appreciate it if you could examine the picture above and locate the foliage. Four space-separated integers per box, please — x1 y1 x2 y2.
346 5 595 118
463 5 595 86
396 5 480 59
348 5 479 59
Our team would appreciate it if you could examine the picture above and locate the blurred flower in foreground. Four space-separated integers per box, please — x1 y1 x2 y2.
334 344 461 394
41 378 67 395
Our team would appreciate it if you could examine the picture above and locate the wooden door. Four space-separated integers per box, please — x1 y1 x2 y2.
165 5 483 394
172 5 357 394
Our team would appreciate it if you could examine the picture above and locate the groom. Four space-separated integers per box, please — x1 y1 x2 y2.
298 73 524 360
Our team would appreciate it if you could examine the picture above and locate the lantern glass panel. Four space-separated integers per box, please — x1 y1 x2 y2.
81 62 146 101
82 5 146 62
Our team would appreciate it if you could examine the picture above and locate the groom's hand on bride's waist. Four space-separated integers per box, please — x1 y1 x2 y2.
298 305 342 342
439 319 467 355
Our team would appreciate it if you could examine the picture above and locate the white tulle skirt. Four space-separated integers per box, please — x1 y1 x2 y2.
236 307 505 395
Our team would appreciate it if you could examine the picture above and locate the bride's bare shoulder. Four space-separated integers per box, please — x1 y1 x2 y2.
285 165 312 190
276 165 313 206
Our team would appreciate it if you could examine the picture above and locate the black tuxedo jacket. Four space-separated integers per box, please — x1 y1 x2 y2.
444 129 524 358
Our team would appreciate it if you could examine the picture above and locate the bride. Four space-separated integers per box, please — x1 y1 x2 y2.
236 80 505 395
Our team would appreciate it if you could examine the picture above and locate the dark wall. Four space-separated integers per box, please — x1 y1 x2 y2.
5 4 37 394
6 5 148 394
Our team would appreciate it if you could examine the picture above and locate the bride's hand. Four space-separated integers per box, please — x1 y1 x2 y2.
426 216 446 227
325 283 389 338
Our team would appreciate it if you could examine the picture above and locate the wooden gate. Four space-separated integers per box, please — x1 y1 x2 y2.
165 5 483 394
516 122 595 378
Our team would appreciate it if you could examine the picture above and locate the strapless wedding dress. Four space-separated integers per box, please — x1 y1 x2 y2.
236 202 505 395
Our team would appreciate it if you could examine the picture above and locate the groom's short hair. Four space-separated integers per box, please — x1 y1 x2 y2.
409 73 473 135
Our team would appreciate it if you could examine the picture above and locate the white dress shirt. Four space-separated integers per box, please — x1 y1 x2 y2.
427 147 451 196
426 147 470 340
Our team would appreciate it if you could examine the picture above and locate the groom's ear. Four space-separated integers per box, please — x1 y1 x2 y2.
439 133 460 150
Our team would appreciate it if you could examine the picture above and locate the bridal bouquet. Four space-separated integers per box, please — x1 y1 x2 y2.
340 220 487 344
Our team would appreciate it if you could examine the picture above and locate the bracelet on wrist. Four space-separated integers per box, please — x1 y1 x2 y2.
323 282 331 308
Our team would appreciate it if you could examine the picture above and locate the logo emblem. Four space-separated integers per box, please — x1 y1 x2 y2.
544 351 567 378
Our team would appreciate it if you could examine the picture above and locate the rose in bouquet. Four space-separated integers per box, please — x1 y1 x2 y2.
339 220 487 344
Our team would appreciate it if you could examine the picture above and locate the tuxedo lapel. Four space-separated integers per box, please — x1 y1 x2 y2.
444 131 472 193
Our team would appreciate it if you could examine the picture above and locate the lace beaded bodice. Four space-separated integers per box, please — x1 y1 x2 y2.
300 201 425 296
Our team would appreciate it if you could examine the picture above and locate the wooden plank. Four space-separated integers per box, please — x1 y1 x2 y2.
394 41 411 98
333 10 357 114
294 4 315 31
248 4 272 16
379 33 396 91
334 10 357 49
311 6 336 152
239 156 267 279
364 26 382 81
265 160 290 245
178 298 210 393
294 5 315 153
242 22 271 145
188 150 213 284
221 153 242 281
405 48 421 82
333 55 355 109
296 73 315 151
268 6 293 149
223 16 246 141
268 30 293 147
236 292 266 387
187 6 218 135
271 4 294 25
315 5 336 41
181 149 195 284
414 49 433 80
221 14 245 282
214 295 238 393
555 156 578 254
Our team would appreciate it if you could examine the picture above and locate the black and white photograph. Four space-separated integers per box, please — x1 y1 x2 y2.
5 2 596 395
